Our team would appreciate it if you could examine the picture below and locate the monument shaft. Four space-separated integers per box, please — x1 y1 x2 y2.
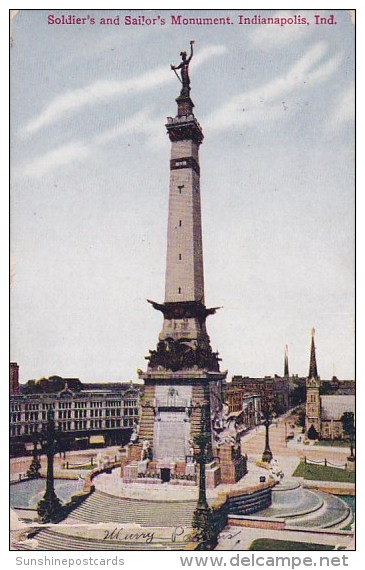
122 47 246 486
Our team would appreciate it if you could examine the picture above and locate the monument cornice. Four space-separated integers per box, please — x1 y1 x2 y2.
138 369 228 382
166 116 204 145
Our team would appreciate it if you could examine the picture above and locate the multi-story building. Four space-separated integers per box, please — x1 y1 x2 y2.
10 374 141 456
228 374 290 416
223 387 261 429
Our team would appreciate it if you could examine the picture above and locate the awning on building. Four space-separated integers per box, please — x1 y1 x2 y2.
89 435 105 445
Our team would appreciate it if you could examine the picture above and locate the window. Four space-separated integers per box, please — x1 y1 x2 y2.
179 253 182 260
178 287 181 294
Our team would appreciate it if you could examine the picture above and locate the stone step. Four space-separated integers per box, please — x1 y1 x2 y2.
28 528 189 551
67 490 198 526
287 491 351 529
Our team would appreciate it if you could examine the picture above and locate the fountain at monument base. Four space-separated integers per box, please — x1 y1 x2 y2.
229 478 352 530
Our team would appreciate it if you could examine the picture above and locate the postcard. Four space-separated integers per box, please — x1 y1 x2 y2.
9 7 355 561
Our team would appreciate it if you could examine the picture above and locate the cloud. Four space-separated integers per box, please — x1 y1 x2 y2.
204 42 341 132
22 141 91 178
20 108 162 178
22 44 227 137
327 88 355 131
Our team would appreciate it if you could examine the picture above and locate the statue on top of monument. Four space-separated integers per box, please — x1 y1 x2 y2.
171 40 195 97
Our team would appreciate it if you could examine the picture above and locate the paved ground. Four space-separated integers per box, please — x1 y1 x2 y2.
10 446 121 481
216 526 354 550
10 416 350 481
240 415 351 474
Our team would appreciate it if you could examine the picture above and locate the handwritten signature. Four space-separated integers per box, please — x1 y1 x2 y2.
103 527 155 544
103 526 192 544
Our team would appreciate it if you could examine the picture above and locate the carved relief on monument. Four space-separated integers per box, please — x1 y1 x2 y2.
146 337 220 372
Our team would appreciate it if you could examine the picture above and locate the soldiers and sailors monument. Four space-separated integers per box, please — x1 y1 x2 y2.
121 42 247 487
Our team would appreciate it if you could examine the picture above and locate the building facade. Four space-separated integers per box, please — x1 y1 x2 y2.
223 387 261 429
229 375 290 416
10 377 140 455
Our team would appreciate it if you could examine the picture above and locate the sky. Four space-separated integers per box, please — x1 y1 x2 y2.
10 8 355 384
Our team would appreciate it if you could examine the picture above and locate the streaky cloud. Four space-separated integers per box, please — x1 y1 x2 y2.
204 42 341 131
22 45 227 137
19 108 161 178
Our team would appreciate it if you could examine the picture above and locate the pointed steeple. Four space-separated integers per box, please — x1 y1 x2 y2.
284 344 289 377
308 328 318 379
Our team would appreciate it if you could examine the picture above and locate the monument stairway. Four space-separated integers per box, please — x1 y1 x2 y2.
21 528 191 551
67 489 198 526
15 489 205 551
138 385 155 441
190 384 210 443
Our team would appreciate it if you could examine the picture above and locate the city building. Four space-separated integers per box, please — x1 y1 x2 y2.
305 329 355 440
223 388 261 428
228 374 290 416
10 372 140 455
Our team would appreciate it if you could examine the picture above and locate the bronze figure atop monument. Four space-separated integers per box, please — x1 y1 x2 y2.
171 40 195 97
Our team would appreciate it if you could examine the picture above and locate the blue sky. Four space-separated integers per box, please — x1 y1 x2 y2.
10 9 355 383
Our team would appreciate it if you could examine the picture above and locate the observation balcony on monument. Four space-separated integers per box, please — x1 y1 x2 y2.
165 112 204 144
166 114 202 127
138 369 227 381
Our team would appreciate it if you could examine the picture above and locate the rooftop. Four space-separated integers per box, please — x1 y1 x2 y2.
320 395 355 420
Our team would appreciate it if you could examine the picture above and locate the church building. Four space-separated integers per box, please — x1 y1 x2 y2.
305 329 354 441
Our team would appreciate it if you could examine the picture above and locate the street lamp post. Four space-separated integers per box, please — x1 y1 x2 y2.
261 403 273 463
26 436 41 479
192 404 217 550
195 432 210 509
37 409 62 523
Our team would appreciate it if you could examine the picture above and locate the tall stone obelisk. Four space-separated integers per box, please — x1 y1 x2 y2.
123 44 246 486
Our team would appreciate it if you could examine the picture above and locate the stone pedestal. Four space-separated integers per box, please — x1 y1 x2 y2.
123 462 139 482
186 462 197 478
205 460 221 489
216 443 247 485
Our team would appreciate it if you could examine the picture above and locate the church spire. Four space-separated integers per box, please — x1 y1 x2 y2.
308 328 318 379
284 344 289 377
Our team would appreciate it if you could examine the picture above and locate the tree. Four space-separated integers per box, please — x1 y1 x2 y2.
307 424 319 440
290 384 307 407
341 412 355 461
295 407 306 429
